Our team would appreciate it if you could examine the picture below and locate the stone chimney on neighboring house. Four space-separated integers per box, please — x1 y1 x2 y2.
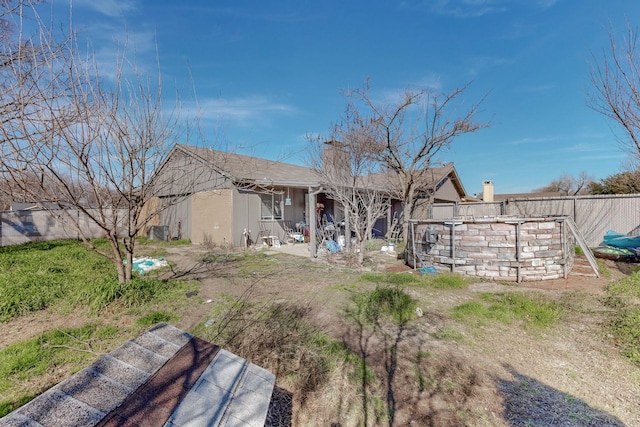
482 180 494 202
322 140 351 183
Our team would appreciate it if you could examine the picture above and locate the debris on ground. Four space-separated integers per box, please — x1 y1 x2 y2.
128 257 169 274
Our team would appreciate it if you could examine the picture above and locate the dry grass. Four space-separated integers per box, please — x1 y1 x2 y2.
3 243 640 426
191 295 384 426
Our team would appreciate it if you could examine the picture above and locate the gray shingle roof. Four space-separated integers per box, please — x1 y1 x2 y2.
0 323 275 427
177 145 322 188
175 145 466 196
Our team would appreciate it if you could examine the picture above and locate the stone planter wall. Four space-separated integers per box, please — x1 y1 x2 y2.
409 217 575 282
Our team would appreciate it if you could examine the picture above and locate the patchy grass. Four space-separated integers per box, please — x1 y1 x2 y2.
433 326 466 342
0 324 122 417
0 240 190 322
427 273 470 290
453 292 563 330
360 271 468 290
360 272 419 286
136 311 175 327
192 298 380 425
596 259 612 279
604 272 640 365
351 286 417 325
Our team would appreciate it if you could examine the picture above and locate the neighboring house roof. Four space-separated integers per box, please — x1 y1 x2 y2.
176 144 322 188
0 323 275 427
362 163 467 199
492 192 564 202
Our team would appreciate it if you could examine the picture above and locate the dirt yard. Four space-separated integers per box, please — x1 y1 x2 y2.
154 244 638 426
3 243 639 426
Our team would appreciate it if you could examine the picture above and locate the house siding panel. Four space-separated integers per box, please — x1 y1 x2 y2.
191 190 234 245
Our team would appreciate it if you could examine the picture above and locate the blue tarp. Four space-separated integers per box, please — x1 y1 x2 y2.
602 230 640 249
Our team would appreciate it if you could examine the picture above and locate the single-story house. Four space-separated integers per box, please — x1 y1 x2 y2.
148 144 468 247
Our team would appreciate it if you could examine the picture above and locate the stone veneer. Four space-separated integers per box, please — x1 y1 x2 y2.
409 217 576 282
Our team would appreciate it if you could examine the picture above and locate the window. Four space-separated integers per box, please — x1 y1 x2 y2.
260 193 283 220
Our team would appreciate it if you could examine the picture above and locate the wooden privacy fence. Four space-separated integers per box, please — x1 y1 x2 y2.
430 194 640 248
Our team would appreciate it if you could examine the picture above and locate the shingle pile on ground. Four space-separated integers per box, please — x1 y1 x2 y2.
0 323 275 427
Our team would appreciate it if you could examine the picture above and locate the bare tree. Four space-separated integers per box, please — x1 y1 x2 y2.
0 2 206 282
589 22 640 159
341 80 488 239
533 172 594 195
308 134 389 265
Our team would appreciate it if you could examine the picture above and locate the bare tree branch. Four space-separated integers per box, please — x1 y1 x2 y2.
0 1 209 282
589 22 640 158
338 80 489 239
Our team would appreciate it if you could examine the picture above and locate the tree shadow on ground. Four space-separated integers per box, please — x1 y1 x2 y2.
341 313 483 427
498 365 626 426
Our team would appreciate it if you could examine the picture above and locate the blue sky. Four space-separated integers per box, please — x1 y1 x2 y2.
52 0 640 195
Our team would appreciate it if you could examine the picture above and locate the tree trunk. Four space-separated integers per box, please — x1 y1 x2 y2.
357 240 366 265
125 246 134 282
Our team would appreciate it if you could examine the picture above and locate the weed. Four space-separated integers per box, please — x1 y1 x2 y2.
136 236 191 247
136 311 174 327
453 292 563 330
192 298 376 424
596 259 611 279
412 350 431 392
433 326 465 342
428 273 469 290
574 245 584 255
606 272 640 299
352 286 416 324
360 272 418 286
607 305 640 365
0 324 121 416
365 239 381 252
603 272 640 366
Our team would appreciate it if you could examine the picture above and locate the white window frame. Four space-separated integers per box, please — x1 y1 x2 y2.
260 192 283 220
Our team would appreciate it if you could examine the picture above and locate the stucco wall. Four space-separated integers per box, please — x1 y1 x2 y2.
409 217 575 282
191 190 234 245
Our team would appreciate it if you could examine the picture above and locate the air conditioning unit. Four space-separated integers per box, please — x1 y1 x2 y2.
148 225 169 241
